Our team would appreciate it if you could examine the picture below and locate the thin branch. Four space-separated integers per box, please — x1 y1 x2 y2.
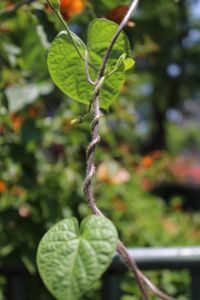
117 241 150 300
140 273 174 300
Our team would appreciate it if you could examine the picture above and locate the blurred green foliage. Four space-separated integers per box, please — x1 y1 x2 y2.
0 0 200 299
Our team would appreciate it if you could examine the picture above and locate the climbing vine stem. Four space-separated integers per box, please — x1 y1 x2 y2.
83 1 174 300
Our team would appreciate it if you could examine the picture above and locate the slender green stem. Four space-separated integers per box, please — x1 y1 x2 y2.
47 0 97 85
46 0 85 62
84 49 97 85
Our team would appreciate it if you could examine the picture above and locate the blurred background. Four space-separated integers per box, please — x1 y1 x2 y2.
0 0 200 299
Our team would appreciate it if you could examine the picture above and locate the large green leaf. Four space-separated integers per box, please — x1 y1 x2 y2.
37 216 118 300
48 18 131 109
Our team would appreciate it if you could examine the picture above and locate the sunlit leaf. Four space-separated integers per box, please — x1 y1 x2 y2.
48 18 132 109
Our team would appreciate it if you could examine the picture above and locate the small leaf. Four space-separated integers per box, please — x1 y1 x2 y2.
123 58 135 71
37 216 118 300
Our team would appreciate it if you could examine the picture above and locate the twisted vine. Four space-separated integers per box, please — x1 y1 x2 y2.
83 92 102 216
83 1 175 300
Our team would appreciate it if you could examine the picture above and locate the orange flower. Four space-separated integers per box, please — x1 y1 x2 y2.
60 0 85 21
0 180 7 193
11 113 24 132
141 155 153 168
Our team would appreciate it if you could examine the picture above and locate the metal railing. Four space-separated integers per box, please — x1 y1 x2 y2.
1 247 200 299
102 247 200 300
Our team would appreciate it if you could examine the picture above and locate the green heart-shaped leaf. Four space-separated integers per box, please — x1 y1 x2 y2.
47 18 131 109
37 216 118 300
